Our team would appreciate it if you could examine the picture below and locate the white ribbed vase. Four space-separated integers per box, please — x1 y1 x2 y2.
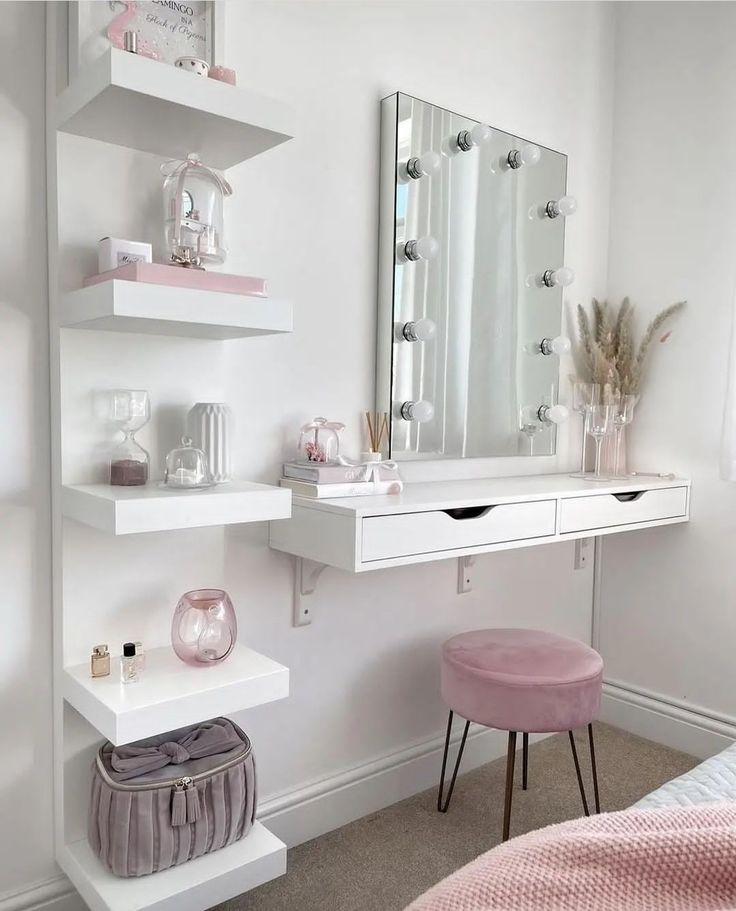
187 403 232 483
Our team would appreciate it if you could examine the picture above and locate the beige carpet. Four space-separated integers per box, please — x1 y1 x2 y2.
216 724 698 911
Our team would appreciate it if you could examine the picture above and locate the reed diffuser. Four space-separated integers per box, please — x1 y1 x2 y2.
364 411 389 461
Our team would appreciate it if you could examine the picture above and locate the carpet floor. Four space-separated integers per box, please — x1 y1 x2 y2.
217 724 698 911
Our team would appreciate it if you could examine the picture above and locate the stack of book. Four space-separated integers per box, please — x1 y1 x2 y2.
279 461 402 498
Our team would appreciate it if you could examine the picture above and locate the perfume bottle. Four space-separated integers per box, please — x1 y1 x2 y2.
120 642 139 684
134 641 146 672
90 645 110 678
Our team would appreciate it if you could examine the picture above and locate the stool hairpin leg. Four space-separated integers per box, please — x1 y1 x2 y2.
437 711 470 813
588 723 600 813
568 731 590 816
502 731 517 841
522 732 529 790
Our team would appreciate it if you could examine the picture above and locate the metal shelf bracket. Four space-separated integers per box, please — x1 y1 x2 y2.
457 555 475 594
293 557 327 626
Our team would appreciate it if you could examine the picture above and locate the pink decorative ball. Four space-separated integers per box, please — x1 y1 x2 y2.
208 65 237 86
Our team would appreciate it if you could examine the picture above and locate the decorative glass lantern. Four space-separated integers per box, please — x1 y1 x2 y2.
161 153 232 268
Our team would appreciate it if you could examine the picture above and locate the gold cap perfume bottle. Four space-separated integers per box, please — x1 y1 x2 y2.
90 645 110 678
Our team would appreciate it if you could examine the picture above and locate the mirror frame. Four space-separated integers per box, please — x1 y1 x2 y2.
375 91 569 461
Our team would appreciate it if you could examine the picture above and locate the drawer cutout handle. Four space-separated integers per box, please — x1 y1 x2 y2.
612 491 646 503
442 505 496 520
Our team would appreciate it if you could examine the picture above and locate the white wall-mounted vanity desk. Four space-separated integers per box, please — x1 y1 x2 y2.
269 474 690 624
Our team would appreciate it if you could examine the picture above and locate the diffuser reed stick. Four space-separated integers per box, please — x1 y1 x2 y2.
365 411 389 454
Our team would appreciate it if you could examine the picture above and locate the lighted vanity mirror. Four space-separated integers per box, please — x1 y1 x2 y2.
377 92 570 460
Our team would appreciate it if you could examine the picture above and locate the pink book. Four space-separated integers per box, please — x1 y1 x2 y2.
83 262 268 297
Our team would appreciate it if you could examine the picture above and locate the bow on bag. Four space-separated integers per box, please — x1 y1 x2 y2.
160 154 233 255
111 719 242 780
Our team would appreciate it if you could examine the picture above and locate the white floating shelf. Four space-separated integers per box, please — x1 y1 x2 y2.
60 281 293 339
60 823 285 911
63 644 289 745
62 481 291 535
56 49 294 169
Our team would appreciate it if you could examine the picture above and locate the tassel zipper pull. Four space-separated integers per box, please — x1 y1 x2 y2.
171 776 199 826
186 781 201 823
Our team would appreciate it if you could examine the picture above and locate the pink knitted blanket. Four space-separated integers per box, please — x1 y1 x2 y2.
406 803 736 911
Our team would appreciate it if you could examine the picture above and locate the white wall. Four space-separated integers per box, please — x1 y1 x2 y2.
1 1 615 907
220 0 615 800
599 2 736 749
0 0 58 904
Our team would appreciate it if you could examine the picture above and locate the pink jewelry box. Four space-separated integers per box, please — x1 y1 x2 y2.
83 262 268 297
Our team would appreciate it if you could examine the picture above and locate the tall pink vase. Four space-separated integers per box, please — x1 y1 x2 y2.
171 589 237 666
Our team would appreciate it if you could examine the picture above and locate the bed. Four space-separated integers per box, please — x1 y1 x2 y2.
407 741 736 910
634 740 736 808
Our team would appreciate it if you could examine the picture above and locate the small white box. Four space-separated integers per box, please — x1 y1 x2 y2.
98 237 152 273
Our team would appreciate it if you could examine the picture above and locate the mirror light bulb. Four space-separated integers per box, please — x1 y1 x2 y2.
404 236 439 262
470 123 493 146
457 123 493 151
539 404 569 424
405 151 442 180
403 318 437 343
540 335 571 356
520 143 541 166
547 404 569 424
508 143 541 169
542 266 575 288
546 195 578 218
400 400 435 423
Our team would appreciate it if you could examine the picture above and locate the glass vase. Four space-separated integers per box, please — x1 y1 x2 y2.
171 589 237 666
602 394 638 477
600 430 621 478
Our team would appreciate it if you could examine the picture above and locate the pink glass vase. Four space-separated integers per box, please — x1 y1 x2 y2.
171 589 237 666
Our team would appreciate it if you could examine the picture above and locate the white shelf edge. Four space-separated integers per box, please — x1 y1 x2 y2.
288 474 692 517
62 481 292 535
54 49 295 170
60 282 293 340
63 644 289 745
59 823 286 911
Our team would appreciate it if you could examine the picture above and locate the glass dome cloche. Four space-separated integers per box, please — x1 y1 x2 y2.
296 416 345 463
161 153 232 268
163 436 213 489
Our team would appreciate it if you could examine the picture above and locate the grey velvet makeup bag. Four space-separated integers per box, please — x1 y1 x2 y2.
88 717 256 877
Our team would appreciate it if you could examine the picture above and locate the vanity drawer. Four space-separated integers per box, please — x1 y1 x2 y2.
361 499 556 562
559 486 688 534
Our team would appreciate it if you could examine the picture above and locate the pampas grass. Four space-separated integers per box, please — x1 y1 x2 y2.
576 297 685 395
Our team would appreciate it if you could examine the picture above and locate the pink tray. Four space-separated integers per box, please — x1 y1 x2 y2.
83 262 268 297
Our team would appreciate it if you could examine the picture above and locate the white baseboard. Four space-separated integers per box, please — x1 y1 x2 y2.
4 725 533 910
18 687 729 909
259 724 545 848
601 679 736 759
0 878 82 911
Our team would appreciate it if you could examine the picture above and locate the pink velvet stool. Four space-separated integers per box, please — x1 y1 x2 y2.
437 629 604 841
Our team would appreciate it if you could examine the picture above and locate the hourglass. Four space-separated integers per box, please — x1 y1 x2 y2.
108 390 151 486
